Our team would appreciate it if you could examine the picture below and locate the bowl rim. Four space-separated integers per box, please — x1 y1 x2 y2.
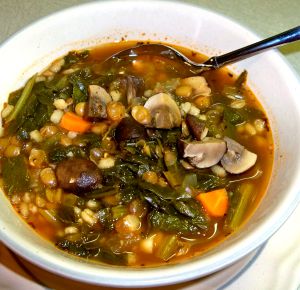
0 0 300 287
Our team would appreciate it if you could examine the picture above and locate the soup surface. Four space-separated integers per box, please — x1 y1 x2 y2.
0 41 273 266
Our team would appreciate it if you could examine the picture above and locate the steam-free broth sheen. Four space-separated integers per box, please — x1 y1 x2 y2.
0 41 273 266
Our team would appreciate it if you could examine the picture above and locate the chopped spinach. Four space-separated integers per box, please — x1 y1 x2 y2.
48 145 86 163
149 211 208 235
2 155 30 194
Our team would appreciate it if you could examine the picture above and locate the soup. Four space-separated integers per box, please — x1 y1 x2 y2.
0 41 273 266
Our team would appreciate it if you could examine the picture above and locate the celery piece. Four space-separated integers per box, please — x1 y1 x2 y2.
6 74 37 122
182 173 198 189
225 183 254 232
111 205 128 219
155 234 179 261
62 194 78 207
163 171 182 188
57 205 76 224
39 209 59 224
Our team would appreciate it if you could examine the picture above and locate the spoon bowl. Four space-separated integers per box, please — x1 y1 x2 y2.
107 26 300 74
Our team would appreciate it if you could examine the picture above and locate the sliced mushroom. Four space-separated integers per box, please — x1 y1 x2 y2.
185 114 207 140
114 116 147 143
144 93 181 129
181 138 226 168
87 85 112 119
109 75 144 105
180 76 211 97
126 76 144 105
221 137 257 174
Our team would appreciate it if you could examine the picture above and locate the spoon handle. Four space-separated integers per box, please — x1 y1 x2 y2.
205 26 300 68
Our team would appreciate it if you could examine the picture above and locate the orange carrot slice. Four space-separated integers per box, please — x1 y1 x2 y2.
196 188 228 217
59 112 91 133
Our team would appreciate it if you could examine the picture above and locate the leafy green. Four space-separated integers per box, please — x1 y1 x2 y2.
97 208 115 231
2 155 30 194
68 69 92 104
48 145 86 163
195 172 228 191
173 199 204 219
206 106 225 137
149 211 208 235
141 191 178 215
138 181 178 200
223 106 245 126
63 50 89 68
17 103 51 140
84 186 119 199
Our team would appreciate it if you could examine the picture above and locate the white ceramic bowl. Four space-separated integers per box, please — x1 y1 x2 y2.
0 1 300 287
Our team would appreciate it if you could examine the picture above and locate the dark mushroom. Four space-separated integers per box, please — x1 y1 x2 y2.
181 138 226 168
185 114 207 140
144 93 181 129
221 137 257 174
56 158 102 194
87 85 112 119
114 116 147 143
109 75 144 105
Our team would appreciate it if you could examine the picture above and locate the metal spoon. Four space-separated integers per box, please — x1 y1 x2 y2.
107 26 300 73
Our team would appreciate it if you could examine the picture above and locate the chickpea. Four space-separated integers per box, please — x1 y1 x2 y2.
129 199 148 218
175 85 192 98
142 171 158 184
158 177 168 187
131 105 152 125
0 138 9 152
244 123 256 136
4 145 21 157
115 214 141 234
75 102 87 117
60 135 72 146
23 142 33 154
10 136 22 146
29 148 47 168
40 168 57 188
40 125 58 138
91 122 108 135
254 118 266 133
101 138 116 153
193 95 211 109
106 101 125 121
90 147 103 162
